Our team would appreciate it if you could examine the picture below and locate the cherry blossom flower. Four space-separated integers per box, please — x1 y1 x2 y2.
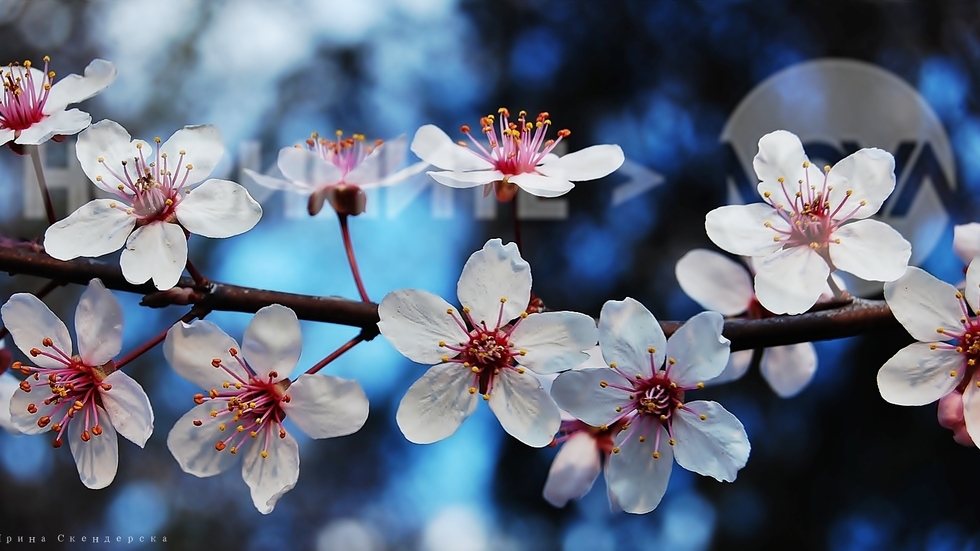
44 120 263 290
378 238 598 447
410 108 624 201
0 57 116 147
164 304 369 514
0 340 21 434
0 279 153 489
878 260 980 446
551 298 750 514
705 130 911 315
675 249 818 397
245 132 426 216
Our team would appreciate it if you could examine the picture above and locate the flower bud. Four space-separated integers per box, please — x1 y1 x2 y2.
937 390 975 447
308 185 367 216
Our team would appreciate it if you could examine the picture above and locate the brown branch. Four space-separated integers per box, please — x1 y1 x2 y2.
0 245 901 351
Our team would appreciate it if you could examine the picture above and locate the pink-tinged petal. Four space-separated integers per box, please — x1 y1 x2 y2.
671 401 750 482
966 256 980 313
278 146 342 187
410 125 495 172
705 204 787 257
938 391 965 429
883 267 963 342
395 363 478 444
877 343 963 406
43 199 136 260
752 130 810 186
242 429 299 515
119 222 187 290
167 401 239 477
74 279 123 366
76 120 148 194
15 109 91 145
160 125 224 185
99 370 153 447
163 320 245 391
962 375 980 445
1 293 72 368
43 59 116 113
509 311 598 375
345 135 408 185
508 172 574 197
954 223 980 265
240 305 302 381
710 350 753 386
666 311 730 386
536 144 624 181
760 343 817 398
283 374 369 439
675 250 753 316
9 382 59 434
550 368 632 427
243 168 312 192
829 220 910 282
607 422 673 514
825 148 896 220
457 239 531 326
543 431 602 507
428 169 503 189
487 367 561 448
0 372 19 434
377 289 469 365
754 246 829 315
68 405 118 489
599 298 665 379
176 179 262 239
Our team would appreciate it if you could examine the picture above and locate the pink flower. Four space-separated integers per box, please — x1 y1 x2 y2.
0 57 115 147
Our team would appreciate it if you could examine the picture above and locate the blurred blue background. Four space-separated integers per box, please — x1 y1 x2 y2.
1 0 979 549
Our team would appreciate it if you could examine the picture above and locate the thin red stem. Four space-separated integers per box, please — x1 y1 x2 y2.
305 332 366 375
185 258 209 289
338 213 370 302
113 308 206 370
28 145 57 226
0 279 64 340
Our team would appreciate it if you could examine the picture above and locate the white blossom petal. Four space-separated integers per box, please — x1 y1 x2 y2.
550 368 632 427
0 372 19 434
395 363 478 444
242 429 299 515
488 367 561 448
754 246 829 315
508 172 574 197
705 204 786 257
164 320 246 391
877 343 964 406
410 125 495 171
99 370 153 447
241 305 301 381
599 298 665 379
954 223 980 265
364 160 430 189
883 267 963 342
1 293 72 369
671 401 750 482
43 199 136 261
243 168 312 192
345 135 408 185
536 144 624 181
377 289 469 365
665 311 730 386
44 59 116 113
675 250 754 316
457 239 531 326
711 349 753 386
278 146 342 188
825 148 895 219
167 401 239 477
0 128 14 146
962 376 980 445
119 222 187 290
76 120 148 194
74 279 123 366
829 220 910 282
543 431 602 507
509 311 598 375
607 423 673 514
760 343 817 398
68 405 118 489
752 130 809 186
283 374 369 439
160 125 224 185
966 256 980 313
9 382 59 434
176 179 262 238
428 169 503 189
15 109 91 145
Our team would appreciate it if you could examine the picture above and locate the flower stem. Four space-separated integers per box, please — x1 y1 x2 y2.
185 258 210 289
114 307 207 371
0 279 64 341
305 331 366 375
28 145 57 226
826 274 850 302
338 213 370 302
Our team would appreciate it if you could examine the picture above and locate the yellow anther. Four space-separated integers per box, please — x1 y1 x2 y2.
652 451 660 459
438 341 447 347
599 381 608 388
930 344 938 350
517 367 525 374
609 362 617 369
97 156 104 162
668 438 676 446
802 161 810 168
764 191 772 198
462 307 470 313
777 177 784 183
222 382 230 388
520 312 528 318
699 414 707 421
218 424 226 432
638 436 646 442
468 387 477 394
441 356 450 362
937 327 945 334
612 447 620 454
950 371 958 377
599 424 608 431
446 308 454 314
471 366 480 373
647 347 656 353
482 394 490 401
519 350 527 356
260 450 269 458
668 358 676 365
823 165 831 172
615 406 622 412
500 297 507 303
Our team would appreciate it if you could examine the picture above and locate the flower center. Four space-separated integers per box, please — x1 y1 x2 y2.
305 130 381 182
0 57 53 133
438 301 529 398
459 108 570 177
192 347 291 459
95 137 195 224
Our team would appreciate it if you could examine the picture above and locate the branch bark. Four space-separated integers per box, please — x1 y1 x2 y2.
0 245 901 350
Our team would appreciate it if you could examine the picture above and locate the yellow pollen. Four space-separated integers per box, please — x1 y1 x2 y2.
697 382 705 389
446 308 454 314
222 382 230 388
615 406 622 412
668 358 676 365
824 165 831 172
930 344 938 350
462 307 471 313
468 387 477 394
471 366 480 373
764 191 772 197
802 161 810 168
97 156 104 162
517 367 525 374
668 438 676 446
700 414 708 420
218 424 226 431
612 447 620 454
950 370 958 377
441 356 450 362
638 436 646 442
500 297 507 303
647 347 656 353
609 362 617 368
599 424 608 431
260 450 269 458
482 394 490 401
438 341 446 347
652 451 660 459
599 381 608 388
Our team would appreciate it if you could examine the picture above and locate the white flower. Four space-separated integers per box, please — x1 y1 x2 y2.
245 132 426 216
378 238 598 447
0 340 21 434
705 130 911 314
44 120 263 290
410 109 624 200
0 279 153 489
953 223 980 265
878 260 980 444
551 298 750 514
164 304 369 514
675 249 818 397
0 57 116 147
